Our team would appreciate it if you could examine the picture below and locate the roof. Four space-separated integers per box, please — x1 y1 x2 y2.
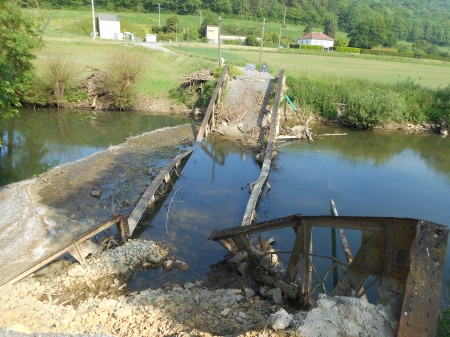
300 32 334 41
98 13 119 22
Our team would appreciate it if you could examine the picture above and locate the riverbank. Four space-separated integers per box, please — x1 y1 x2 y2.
0 236 399 337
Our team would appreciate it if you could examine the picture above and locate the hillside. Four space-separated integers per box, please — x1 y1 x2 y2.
27 0 450 48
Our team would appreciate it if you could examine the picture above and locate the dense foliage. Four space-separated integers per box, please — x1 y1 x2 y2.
286 76 450 129
0 0 42 117
31 0 450 48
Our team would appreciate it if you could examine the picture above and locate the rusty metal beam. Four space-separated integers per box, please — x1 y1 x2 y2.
0 215 123 291
208 215 419 241
398 221 448 337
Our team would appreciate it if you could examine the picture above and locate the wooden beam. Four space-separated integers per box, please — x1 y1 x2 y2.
127 150 193 235
241 69 284 227
196 66 228 142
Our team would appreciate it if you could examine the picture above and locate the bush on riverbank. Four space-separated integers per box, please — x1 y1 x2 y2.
286 76 450 129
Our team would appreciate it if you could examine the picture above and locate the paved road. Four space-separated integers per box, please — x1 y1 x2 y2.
133 41 178 54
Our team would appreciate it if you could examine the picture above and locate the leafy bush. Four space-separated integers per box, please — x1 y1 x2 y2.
245 35 258 46
360 49 398 56
103 47 146 109
300 45 324 51
286 75 450 129
40 53 78 105
335 46 361 53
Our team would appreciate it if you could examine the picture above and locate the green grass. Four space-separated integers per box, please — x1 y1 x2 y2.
34 39 214 97
31 9 320 42
168 43 450 88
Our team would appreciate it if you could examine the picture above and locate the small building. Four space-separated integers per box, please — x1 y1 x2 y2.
298 32 334 49
145 34 157 43
98 13 122 40
206 25 219 43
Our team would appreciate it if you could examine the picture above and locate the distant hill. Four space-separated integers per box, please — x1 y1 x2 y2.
31 0 450 46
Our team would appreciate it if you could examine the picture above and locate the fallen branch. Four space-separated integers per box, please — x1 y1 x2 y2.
236 110 247 123
305 116 313 142
212 128 226 136
165 186 183 234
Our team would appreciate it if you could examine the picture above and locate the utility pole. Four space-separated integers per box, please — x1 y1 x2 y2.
278 26 281 48
91 0 96 42
283 6 287 28
157 3 161 27
218 15 222 66
260 18 265 62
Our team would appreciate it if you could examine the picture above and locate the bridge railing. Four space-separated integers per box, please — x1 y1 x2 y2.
196 65 229 142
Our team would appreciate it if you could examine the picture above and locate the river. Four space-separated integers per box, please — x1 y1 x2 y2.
1 109 449 303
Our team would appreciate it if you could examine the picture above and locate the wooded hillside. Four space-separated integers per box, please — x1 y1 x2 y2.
23 0 450 47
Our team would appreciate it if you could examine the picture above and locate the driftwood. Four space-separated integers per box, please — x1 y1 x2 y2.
180 69 214 88
305 116 313 142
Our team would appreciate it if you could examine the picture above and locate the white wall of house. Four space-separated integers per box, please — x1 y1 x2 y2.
298 38 334 48
98 13 122 40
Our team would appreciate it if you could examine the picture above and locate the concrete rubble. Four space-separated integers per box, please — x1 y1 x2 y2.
0 238 399 337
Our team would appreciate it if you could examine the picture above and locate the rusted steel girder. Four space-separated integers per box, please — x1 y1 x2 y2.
208 215 448 337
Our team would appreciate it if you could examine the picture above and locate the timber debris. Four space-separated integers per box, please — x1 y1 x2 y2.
179 69 214 88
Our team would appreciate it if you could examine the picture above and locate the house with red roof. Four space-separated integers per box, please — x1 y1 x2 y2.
298 32 334 49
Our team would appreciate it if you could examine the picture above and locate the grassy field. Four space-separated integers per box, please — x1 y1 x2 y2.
168 43 450 88
34 9 313 42
30 9 450 95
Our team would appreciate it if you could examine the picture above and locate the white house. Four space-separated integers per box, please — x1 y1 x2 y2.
145 34 157 43
298 32 334 49
98 13 122 40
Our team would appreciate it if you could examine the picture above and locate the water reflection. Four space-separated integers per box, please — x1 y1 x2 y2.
0 109 189 186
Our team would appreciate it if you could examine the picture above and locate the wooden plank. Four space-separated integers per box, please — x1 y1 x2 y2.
196 66 228 142
209 215 420 241
128 150 193 234
241 69 284 227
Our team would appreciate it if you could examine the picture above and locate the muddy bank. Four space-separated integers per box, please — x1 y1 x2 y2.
0 123 196 287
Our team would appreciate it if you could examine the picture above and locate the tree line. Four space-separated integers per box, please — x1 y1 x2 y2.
21 0 450 48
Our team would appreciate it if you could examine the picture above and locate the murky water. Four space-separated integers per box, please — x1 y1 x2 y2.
131 125 450 304
2 110 450 303
0 108 190 186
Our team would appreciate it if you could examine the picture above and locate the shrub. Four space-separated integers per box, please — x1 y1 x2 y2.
41 53 78 105
360 49 399 56
103 47 146 109
245 35 258 46
335 46 361 53
300 45 324 51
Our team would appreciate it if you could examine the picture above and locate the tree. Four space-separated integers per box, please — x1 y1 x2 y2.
348 14 388 49
324 18 337 38
334 38 348 47
303 22 315 35
0 0 42 117
164 15 179 33
199 10 217 37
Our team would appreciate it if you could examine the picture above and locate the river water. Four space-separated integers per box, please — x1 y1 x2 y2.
1 110 449 303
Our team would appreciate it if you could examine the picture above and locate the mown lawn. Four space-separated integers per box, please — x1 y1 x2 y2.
169 44 450 88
